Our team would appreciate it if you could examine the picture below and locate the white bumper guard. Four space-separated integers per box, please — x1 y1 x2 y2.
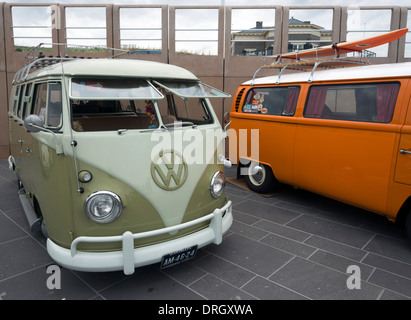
47 201 232 275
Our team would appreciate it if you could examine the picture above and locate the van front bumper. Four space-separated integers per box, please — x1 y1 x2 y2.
47 201 232 275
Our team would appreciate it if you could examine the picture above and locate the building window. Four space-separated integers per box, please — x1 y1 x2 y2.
346 8 392 57
119 7 162 54
65 7 107 52
405 10 411 58
231 8 276 56
287 9 334 53
175 9 219 56
12 6 53 52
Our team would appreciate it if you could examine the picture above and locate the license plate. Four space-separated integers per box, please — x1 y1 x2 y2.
160 245 198 269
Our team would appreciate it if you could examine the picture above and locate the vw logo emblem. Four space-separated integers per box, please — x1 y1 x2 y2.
151 150 188 191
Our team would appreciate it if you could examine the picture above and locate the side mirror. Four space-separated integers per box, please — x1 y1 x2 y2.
24 114 44 133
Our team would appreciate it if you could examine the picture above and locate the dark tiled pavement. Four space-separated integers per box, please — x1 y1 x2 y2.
1 159 411 301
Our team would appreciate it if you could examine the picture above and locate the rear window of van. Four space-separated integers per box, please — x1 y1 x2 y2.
304 82 400 123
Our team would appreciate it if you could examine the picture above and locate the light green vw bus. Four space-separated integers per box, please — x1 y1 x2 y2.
8 50 232 275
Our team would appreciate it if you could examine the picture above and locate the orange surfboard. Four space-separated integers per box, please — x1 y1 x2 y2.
276 28 408 61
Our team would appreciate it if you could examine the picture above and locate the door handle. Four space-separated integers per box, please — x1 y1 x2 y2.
400 149 411 155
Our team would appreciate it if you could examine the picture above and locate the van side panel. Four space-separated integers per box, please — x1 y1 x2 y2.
293 121 397 214
230 113 297 183
394 79 411 185
229 84 304 183
293 79 408 217
389 79 411 218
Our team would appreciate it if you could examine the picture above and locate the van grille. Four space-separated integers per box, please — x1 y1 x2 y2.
234 88 245 112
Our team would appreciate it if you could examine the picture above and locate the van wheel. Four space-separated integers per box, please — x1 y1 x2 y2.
244 162 278 193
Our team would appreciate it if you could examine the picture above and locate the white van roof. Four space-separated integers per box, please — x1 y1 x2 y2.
24 58 199 82
245 62 411 85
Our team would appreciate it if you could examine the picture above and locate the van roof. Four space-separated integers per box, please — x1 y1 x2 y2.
245 62 411 85
23 58 199 82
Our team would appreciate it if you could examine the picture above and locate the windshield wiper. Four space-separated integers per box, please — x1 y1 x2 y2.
164 121 197 129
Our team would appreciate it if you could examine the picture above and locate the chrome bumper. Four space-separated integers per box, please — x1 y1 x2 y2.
47 201 233 275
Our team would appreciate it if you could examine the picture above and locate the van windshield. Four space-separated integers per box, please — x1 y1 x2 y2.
70 79 224 131
70 78 164 132
153 80 230 99
71 99 159 132
154 88 214 127
153 80 228 127
71 78 163 100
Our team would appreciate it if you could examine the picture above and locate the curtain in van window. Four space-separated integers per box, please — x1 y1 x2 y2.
304 87 327 118
376 83 400 123
284 87 300 115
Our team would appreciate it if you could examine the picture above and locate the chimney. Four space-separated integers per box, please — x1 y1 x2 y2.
256 21 263 29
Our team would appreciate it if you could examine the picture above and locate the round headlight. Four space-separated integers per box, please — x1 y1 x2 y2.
210 171 226 199
84 191 123 223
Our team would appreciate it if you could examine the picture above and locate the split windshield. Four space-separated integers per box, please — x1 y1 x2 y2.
71 78 163 100
70 78 226 132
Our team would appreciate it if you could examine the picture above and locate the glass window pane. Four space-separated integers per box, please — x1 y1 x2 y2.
231 8 275 56
47 83 62 127
304 83 400 123
242 87 300 116
72 99 159 131
119 8 162 53
12 6 52 49
175 9 219 56
288 9 333 53
33 83 48 121
65 7 106 49
405 10 411 58
346 9 392 57
71 78 163 100
154 81 230 98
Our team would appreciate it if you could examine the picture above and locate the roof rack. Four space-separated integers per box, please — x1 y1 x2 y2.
12 43 132 84
249 28 410 85
250 57 372 85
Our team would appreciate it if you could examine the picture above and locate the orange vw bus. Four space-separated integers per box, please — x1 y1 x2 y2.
229 59 411 239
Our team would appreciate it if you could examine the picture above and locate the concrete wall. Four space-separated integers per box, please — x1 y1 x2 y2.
1 3 410 159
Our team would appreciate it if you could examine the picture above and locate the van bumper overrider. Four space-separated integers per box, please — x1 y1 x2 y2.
46 201 233 275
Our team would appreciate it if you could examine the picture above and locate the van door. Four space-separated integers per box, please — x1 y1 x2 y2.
394 81 411 185
11 83 35 183
15 81 63 193
293 81 403 215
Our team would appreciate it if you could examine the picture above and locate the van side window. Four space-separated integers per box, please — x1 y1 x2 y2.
47 83 62 128
16 84 25 118
12 85 20 115
31 82 62 129
242 86 300 116
32 83 48 122
21 83 32 120
304 83 400 123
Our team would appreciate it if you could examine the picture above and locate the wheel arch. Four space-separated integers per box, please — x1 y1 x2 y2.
237 157 275 179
